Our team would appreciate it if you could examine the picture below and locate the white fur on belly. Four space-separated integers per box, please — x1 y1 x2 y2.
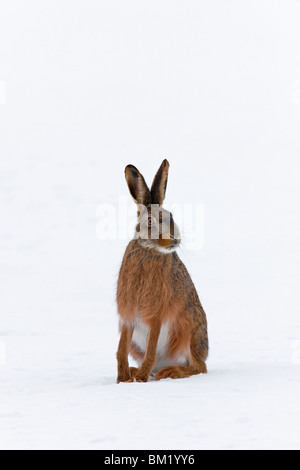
132 319 169 358
131 319 188 372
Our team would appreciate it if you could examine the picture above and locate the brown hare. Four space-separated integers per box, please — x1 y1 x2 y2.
117 160 208 382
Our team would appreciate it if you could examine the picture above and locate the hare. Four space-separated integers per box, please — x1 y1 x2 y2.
116 160 208 382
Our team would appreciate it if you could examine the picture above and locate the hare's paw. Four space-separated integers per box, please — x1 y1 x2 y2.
155 363 207 380
117 370 131 383
135 372 150 383
155 366 186 380
123 367 139 382
117 366 138 383
129 367 150 383
118 367 141 383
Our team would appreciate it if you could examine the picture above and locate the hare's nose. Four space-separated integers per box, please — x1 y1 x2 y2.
170 235 181 246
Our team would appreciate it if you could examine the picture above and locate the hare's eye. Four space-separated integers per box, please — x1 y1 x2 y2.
148 217 155 226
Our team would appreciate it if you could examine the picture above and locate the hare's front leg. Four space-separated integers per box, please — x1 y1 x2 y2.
134 321 161 383
116 324 133 383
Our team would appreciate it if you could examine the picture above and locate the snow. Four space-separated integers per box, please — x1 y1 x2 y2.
1 0 300 450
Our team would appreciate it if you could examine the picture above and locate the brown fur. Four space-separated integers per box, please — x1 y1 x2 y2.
116 161 208 382
151 159 170 205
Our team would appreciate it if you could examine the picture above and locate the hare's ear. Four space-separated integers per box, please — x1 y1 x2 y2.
151 159 170 206
125 165 151 206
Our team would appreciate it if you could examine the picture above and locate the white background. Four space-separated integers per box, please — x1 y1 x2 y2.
1 0 300 450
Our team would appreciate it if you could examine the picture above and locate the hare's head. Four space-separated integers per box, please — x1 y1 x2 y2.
125 160 181 254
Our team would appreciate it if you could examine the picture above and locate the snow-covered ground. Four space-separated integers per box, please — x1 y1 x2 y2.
1 1 300 450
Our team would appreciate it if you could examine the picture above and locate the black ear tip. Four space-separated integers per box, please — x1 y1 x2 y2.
163 159 170 168
125 165 139 177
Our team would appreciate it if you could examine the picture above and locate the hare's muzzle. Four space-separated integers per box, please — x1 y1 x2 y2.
170 237 181 249
170 234 181 244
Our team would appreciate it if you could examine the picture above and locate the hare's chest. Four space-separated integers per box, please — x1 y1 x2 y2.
132 319 169 358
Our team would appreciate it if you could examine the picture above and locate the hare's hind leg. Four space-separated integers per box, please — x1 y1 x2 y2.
155 323 208 380
154 359 207 380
